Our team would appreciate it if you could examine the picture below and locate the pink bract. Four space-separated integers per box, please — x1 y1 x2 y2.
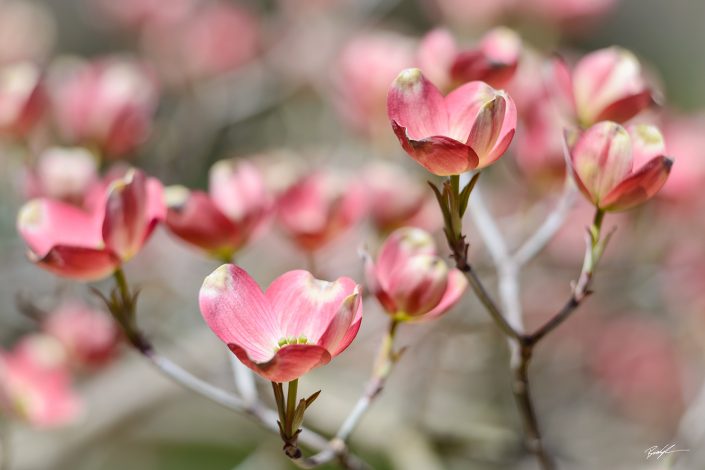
17 169 165 281
387 68 516 176
44 301 121 369
165 159 273 260
418 27 521 91
552 47 652 127
199 265 363 382
50 57 158 157
566 122 673 212
364 227 467 321
276 171 366 252
362 162 441 233
0 338 81 428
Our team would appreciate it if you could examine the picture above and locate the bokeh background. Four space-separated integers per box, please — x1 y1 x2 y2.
1 0 704 469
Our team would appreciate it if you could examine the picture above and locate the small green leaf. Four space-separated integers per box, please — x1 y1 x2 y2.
459 173 480 217
304 390 321 409
428 181 453 231
292 399 307 430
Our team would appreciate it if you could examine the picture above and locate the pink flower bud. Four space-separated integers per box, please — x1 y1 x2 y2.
0 337 81 428
362 162 441 233
388 68 516 175
365 227 467 321
165 159 273 260
51 57 158 157
276 171 366 252
566 122 673 211
199 265 362 382
44 302 121 369
552 47 652 127
26 147 98 205
450 27 521 89
0 62 46 138
17 169 164 280
417 27 521 91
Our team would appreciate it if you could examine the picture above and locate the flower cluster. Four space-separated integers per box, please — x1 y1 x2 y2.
1 3 695 470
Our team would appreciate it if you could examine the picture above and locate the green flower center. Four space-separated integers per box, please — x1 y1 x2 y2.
275 336 308 351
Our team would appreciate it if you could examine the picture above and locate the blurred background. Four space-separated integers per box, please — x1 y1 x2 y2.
0 0 704 469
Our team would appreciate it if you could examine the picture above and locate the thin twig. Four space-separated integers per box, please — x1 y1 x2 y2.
298 319 402 469
467 183 524 336
454 173 558 469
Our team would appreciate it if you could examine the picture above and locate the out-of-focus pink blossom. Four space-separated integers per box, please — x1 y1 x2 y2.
364 227 467 321
362 162 441 233
0 336 81 428
590 317 684 427
44 302 121 369
552 47 652 127
51 57 158 157
388 68 516 175
24 147 98 205
165 159 273 260
200 264 362 382
0 62 46 138
17 169 164 281
276 171 366 252
418 27 521 91
142 2 259 84
332 32 415 137
658 113 705 200
566 122 672 211
0 1 56 65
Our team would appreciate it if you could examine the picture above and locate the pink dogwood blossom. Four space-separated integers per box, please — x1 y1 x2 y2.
51 57 158 157
44 302 121 369
17 169 164 280
276 171 366 252
165 159 273 260
417 27 521 91
199 265 362 382
552 47 652 127
0 336 81 428
566 122 673 211
362 162 441 233
388 68 516 176
364 227 467 321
